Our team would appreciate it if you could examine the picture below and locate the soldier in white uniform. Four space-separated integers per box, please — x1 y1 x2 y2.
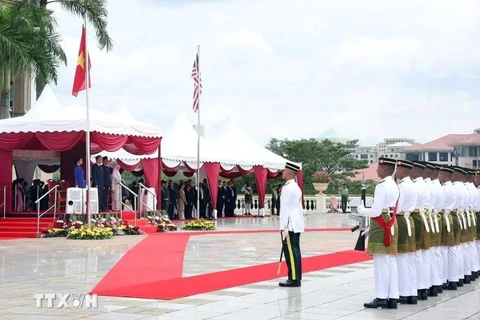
430 164 445 292
410 161 431 300
421 162 439 297
357 157 399 309
394 160 418 305
451 167 467 286
475 169 480 279
438 166 459 290
465 169 479 281
278 161 305 287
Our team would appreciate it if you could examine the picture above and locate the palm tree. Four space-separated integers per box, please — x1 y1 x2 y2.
39 0 113 51
36 0 113 99
0 0 67 119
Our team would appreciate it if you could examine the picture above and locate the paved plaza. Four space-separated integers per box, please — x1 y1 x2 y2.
0 214 478 320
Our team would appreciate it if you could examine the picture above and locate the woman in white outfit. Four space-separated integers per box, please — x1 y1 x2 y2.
111 163 122 211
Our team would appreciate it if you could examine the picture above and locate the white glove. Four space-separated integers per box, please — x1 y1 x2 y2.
361 227 369 237
282 229 289 240
356 204 365 214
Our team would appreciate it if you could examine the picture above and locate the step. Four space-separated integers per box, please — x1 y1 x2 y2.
0 224 54 229
125 219 149 226
0 218 57 222
0 226 53 231
0 232 38 238
140 226 157 234
0 223 55 227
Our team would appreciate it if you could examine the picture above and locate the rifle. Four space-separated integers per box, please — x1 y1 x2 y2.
350 173 369 251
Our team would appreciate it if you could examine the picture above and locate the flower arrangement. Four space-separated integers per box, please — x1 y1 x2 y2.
67 226 114 240
41 228 69 238
143 211 178 232
123 225 143 235
312 171 330 183
183 219 215 231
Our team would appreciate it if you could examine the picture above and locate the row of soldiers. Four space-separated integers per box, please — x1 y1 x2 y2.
354 157 480 309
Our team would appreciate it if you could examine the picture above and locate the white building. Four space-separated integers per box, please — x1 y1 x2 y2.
351 138 415 164
401 129 480 167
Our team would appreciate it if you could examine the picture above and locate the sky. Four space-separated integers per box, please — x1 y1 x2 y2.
44 0 480 147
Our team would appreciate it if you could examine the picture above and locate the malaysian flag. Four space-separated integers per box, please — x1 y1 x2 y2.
191 54 202 112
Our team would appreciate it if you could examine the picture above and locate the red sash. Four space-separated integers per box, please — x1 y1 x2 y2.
374 199 399 247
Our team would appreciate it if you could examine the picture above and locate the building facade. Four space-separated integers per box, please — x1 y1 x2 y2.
400 132 477 166
351 138 415 164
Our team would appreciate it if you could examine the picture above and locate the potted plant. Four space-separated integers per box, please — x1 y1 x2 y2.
312 171 330 194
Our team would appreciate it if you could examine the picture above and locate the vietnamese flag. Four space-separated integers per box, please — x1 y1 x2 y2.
72 25 91 97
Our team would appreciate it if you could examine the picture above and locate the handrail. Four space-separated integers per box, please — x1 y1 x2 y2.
36 185 58 235
138 183 156 198
120 182 138 226
0 185 7 218
138 183 156 214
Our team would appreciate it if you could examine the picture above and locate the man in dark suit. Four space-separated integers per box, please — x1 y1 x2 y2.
91 155 104 212
202 179 212 219
226 179 237 217
217 180 226 218
102 157 112 211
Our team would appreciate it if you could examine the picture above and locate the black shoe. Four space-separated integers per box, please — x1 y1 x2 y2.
387 299 398 309
364 298 388 309
418 289 428 300
428 286 438 297
398 296 408 304
442 283 448 290
278 280 301 287
472 272 477 281
464 275 471 284
436 285 443 294
407 296 418 304
458 279 464 287
447 282 458 290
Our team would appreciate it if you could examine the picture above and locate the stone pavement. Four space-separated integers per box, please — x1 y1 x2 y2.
0 213 478 320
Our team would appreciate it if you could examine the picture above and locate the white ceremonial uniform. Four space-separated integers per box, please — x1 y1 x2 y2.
476 186 480 271
397 176 418 298
444 181 459 283
358 175 399 300
431 178 444 287
279 179 304 233
453 181 467 280
432 178 446 285
412 177 431 290
424 177 437 289
466 182 479 274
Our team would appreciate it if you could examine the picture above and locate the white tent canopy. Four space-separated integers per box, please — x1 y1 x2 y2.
0 86 163 138
94 112 234 169
208 118 301 171
94 114 300 172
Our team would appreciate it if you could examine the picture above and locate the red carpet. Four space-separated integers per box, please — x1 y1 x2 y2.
91 247 371 300
92 233 190 292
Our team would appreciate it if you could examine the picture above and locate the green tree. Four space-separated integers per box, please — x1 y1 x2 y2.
266 138 369 195
0 0 67 119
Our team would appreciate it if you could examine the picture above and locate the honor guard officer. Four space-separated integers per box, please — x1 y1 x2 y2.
464 169 478 282
394 160 418 305
429 163 445 293
474 169 480 278
410 161 431 300
357 157 400 309
437 166 458 290
451 167 467 286
278 161 305 288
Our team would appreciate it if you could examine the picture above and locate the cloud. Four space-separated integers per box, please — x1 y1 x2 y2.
43 0 480 149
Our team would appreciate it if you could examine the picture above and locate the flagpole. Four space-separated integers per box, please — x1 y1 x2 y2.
84 17 92 227
196 45 201 219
